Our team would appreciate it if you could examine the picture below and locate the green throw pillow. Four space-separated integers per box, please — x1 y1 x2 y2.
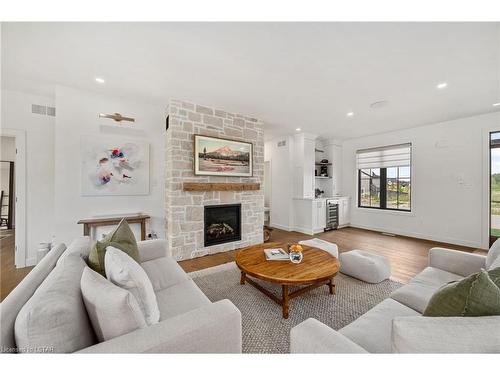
87 219 139 277
423 267 500 317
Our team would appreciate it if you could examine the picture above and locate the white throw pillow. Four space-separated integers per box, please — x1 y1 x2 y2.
487 238 500 270
105 246 160 325
81 267 147 342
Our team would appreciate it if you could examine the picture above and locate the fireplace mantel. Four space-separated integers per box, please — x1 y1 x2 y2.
182 182 260 192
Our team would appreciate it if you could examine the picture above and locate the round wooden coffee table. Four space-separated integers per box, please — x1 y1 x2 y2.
235 242 340 319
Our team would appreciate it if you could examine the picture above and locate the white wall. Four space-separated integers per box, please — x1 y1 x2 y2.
342 111 500 249
1 90 55 264
54 86 166 245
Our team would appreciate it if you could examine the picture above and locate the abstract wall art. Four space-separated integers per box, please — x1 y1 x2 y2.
81 135 150 196
194 135 253 177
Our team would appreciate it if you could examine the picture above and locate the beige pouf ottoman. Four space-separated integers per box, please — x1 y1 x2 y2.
339 250 391 283
298 238 338 258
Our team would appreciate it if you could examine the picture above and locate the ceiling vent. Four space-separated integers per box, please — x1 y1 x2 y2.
31 104 56 117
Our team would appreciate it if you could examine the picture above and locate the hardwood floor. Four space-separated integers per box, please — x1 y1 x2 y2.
0 226 487 301
179 227 487 283
0 230 33 301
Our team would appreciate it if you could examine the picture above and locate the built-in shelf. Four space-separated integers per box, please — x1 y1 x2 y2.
315 176 332 179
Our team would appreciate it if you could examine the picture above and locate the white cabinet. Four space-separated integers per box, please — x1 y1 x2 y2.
313 199 326 232
338 197 350 227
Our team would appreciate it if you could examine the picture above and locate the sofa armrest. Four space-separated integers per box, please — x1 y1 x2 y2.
428 247 486 276
77 299 241 353
392 316 500 353
290 318 368 353
137 239 170 262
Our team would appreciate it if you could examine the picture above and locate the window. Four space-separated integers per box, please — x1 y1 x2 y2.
357 143 411 211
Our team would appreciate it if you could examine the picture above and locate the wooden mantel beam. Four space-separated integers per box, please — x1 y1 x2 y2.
182 182 260 192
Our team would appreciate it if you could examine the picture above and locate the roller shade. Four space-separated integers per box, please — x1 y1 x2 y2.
356 143 411 169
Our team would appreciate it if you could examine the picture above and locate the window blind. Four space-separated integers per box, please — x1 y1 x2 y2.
356 143 411 169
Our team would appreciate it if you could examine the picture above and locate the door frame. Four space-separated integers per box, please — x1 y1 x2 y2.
0 129 27 267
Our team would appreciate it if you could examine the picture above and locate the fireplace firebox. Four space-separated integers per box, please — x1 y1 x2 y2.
204 204 241 247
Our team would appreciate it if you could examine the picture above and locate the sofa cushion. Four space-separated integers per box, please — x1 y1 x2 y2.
14 254 96 353
392 316 500 353
81 267 147 342
339 298 419 353
487 238 500 270
390 266 462 313
141 256 191 292
88 218 139 277
105 247 160 325
57 236 91 266
423 268 500 317
1 243 67 353
155 280 210 320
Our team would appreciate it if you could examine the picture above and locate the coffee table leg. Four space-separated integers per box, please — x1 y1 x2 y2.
282 285 289 319
328 278 336 295
240 271 246 285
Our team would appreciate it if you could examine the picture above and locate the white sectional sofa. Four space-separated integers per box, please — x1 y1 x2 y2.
291 246 500 353
1 237 242 353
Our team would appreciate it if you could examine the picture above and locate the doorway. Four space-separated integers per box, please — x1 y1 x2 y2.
489 131 500 245
0 130 26 268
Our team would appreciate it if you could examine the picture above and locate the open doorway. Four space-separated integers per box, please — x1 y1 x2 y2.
0 129 26 270
1 136 16 232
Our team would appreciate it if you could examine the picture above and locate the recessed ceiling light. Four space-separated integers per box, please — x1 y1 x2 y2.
436 82 448 89
346 112 354 117
95 77 105 84
493 102 500 107
295 128 301 131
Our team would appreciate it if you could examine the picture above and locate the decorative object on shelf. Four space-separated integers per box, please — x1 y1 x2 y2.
288 243 304 264
98 113 135 123
315 188 324 198
81 136 150 196
194 135 253 177
320 159 329 177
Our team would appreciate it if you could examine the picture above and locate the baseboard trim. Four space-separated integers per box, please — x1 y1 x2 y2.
25 257 37 267
349 223 483 249
270 222 292 232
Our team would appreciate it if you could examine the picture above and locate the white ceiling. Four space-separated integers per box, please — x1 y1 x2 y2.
2 22 500 140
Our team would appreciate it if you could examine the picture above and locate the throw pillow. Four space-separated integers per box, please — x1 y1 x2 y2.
81 267 147 342
87 218 139 276
486 238 500 270
423 267 500 317
105 246 160 325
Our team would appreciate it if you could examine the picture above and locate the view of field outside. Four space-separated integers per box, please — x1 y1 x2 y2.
360 166 411 210
491 133 500 237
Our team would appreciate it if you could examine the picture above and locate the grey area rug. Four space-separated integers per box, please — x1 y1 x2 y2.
190 262 402 353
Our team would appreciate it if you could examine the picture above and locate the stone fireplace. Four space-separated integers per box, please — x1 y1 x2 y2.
165 99 264 260
204 204 241 247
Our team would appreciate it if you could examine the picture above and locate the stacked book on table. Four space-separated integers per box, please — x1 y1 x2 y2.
264 248 289 261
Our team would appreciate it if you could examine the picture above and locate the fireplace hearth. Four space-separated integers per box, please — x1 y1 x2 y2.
204 204 241 247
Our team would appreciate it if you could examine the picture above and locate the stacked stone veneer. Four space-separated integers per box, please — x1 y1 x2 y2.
165 99 264 260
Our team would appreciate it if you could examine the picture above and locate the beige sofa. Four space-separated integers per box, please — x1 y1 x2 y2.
1 237 242 353
291 247 500 353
